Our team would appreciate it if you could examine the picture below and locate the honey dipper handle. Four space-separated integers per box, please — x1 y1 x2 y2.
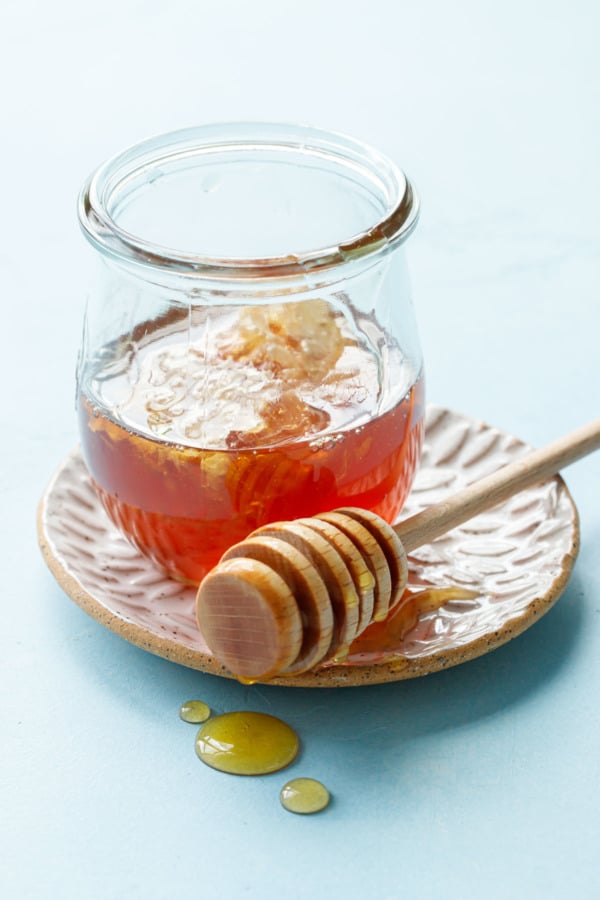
395 419 600 554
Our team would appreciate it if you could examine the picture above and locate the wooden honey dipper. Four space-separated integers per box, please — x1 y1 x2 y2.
196 419 600 681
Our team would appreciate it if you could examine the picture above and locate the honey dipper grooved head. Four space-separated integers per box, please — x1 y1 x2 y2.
220 534 334 675
196 556 302 681
333 507 408 610
195 508 410 681
253 520 361 654
316 511 393 622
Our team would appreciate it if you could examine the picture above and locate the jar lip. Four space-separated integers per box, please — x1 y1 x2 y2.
78 123 419 281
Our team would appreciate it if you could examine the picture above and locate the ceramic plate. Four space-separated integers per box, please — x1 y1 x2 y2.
38 406 579 687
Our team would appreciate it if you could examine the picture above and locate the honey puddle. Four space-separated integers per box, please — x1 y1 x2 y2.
194 711 299 776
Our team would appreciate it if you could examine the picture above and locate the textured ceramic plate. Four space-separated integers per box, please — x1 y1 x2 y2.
38 406 579 687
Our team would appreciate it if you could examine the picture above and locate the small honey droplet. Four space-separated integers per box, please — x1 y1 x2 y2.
280 778 330 814
195 711 299 775
179 700 211 724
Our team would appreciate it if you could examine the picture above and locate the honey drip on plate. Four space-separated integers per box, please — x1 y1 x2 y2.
350 586 480 656
280 778 331 815
195 711 299 775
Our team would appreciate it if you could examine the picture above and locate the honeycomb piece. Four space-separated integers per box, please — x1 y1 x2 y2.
226 391 330 449
218 298 350 384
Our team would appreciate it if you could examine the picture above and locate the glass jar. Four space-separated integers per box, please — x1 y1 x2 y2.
77 123 424 584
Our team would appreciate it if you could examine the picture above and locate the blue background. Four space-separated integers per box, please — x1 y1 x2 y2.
2 1 599 897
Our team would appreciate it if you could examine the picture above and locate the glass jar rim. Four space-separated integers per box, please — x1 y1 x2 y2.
78 123 419 282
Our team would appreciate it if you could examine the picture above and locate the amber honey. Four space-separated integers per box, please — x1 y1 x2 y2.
78 300 424 584
280 778 331 814
194 711 299 775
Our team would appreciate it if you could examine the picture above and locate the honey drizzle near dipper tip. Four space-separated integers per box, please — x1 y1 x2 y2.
196 419 600 681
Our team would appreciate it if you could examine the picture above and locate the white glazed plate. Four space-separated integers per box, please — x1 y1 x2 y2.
38 406 579 687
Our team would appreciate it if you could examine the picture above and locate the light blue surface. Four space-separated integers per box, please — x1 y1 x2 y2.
2 1 599 898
